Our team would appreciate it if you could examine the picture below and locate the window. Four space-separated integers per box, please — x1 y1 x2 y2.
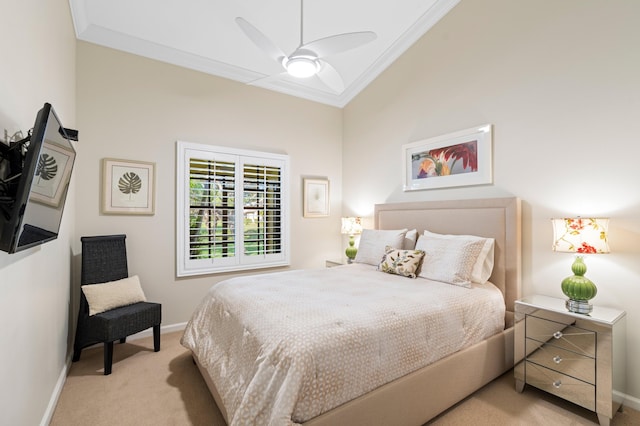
176 141 290 276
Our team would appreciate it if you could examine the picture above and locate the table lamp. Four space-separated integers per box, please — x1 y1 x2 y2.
551 217 610 314
341 217 362 263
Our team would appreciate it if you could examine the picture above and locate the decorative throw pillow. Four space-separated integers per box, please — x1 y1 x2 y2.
422 230 495 283
378 246 425 278
354 228 408 265
415 233 487 287
82 275 147 316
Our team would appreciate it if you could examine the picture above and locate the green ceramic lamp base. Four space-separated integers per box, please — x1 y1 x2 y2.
561 255 597 315
345 235 357 264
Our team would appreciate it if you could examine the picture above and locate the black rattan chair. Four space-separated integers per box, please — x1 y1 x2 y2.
72 234 161 375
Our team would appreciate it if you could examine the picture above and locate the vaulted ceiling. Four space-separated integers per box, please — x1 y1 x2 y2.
69 0 459 107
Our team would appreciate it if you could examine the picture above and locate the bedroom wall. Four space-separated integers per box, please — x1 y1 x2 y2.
75 42 343 327
343 0 640 404
0 0 77 424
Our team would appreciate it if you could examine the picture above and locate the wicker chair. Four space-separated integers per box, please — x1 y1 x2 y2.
72 234 161 375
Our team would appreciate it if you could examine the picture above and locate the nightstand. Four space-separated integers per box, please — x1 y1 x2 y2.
325 260 345 268
514 295 626 426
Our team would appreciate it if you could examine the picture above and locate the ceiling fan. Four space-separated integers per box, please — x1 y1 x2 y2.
235 0 376 93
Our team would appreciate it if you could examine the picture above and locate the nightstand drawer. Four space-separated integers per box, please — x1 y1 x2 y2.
525 338 595 384
526 315 595 357
525 361 595 411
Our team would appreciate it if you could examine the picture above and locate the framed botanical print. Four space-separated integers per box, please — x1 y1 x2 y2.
102 158 155 215
303 178 329 218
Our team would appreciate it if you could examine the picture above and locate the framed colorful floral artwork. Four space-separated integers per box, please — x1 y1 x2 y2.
402 124 493 191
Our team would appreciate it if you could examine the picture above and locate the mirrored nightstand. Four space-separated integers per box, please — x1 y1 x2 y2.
514 295 626 426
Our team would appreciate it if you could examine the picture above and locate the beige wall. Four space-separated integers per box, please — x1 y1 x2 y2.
344 0 640 402
75 42 343 326
0 0 77 424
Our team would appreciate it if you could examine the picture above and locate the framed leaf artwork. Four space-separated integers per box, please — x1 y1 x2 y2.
101 158 155 215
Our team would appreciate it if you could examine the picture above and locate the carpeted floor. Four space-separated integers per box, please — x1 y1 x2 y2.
50 331 639 425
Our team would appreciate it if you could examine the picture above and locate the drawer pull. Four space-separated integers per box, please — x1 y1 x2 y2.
553 355 563 364
552 380 562 389
553 331 563 339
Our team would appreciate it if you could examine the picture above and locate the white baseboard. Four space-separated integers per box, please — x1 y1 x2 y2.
41 322 187 426
623 392 640 412
126 321 187 341
40 354 72 426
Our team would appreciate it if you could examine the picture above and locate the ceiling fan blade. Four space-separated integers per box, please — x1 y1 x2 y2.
300 31 376 58
316 61 345 93
235 17 287 63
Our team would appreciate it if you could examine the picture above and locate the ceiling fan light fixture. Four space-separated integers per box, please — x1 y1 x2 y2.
284 56 319 78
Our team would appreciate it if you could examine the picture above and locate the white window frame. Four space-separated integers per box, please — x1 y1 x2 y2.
176 141 290 277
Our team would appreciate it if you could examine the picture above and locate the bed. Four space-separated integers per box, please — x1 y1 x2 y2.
181 197 522 425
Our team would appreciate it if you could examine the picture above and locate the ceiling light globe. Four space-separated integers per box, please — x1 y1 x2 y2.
285 57 318 78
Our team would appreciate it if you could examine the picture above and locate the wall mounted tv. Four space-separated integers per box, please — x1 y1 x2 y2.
0 103 77 253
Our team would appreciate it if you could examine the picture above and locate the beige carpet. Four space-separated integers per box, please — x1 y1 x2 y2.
50 331 639 426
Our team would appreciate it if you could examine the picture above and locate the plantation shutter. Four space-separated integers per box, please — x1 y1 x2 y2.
241 160 283 264
177 142 289 276
188 157 236 261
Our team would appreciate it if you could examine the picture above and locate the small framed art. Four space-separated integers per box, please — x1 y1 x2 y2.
402 124 493 191
303 178 329 218
102 158 155 215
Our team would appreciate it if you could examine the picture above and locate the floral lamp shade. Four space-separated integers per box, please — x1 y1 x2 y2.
552 218 610 254
341 217 362 263
341 217 363 236
551 217 610 314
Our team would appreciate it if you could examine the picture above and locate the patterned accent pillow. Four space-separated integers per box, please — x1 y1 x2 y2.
378 246 425 278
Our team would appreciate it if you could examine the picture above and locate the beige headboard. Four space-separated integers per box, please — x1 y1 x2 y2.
374 197 522 325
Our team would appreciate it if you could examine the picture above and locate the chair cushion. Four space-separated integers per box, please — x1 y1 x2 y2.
82 275 147 316
91 302 162 341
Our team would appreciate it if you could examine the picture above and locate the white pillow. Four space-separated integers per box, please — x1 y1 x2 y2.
422 230 495 284
415 231 494 287
403 229 418 250
82 275 147 316
354 228 408 265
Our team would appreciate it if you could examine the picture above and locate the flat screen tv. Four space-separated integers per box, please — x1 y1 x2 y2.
0 103 77 253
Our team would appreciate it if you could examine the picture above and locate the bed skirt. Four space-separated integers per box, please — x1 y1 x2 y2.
192 326 515 426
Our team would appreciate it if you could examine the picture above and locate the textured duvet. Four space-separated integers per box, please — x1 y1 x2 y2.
181 263 505 425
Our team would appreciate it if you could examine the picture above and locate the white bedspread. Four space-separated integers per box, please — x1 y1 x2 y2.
181 263 505 425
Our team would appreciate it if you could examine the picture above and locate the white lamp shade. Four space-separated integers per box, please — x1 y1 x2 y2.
341 217 363 235
551 218 610 254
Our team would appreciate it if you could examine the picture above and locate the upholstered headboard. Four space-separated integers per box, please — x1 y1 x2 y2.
374 197 521 326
